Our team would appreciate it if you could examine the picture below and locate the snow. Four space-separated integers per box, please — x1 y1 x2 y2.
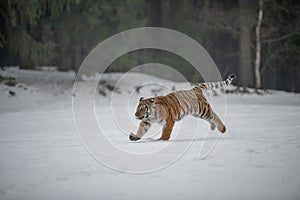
0 68 300 200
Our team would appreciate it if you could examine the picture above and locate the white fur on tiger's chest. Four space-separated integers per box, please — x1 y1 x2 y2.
144 104 165 124
143 115 165 125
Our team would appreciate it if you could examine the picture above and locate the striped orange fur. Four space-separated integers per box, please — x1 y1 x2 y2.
129 74 237 141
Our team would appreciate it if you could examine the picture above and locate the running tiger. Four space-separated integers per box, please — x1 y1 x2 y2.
129 74 237 141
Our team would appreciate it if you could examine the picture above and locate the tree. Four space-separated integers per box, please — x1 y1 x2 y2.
259 0 300 91
0 0 80 67
254 0 264 89
148 0 162 27
239 0 254 89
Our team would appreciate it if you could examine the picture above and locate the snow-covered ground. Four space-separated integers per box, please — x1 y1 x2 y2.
0 68 300 200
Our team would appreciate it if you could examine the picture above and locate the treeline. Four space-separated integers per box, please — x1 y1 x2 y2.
0 0 299 92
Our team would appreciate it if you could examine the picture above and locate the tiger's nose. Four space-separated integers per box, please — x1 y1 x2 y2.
135 114 144 120
135 112 139 118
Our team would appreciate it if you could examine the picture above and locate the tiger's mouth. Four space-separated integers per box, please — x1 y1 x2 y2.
136 114 148 120
136 116 144 120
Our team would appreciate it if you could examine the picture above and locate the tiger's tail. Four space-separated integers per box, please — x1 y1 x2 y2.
196 74 237 90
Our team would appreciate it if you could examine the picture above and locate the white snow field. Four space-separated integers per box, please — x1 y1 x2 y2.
0 68 300 200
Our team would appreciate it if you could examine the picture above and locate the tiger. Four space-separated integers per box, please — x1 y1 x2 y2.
129 74 237 141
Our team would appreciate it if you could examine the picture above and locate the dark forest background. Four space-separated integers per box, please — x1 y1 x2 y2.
0 0 299 92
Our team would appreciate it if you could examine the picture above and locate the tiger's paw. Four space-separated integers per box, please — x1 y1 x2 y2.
129 133 141 141
210 123 216 131
158 136 170 141
220 126 226 133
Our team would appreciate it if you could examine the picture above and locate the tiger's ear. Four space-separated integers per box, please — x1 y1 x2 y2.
150 98 155 103
139 97 144 102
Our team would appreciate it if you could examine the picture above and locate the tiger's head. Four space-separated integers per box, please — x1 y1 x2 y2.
135 97 155 120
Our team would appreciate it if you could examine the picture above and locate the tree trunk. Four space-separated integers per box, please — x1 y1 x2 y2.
255 0 264 89
169 0 184 30
239 0 253 88
148 0 162 27
73 45 82 72
142 0 162 77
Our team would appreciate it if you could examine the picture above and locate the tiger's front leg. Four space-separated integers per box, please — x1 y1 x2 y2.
129 121 151 141
159 120 175 141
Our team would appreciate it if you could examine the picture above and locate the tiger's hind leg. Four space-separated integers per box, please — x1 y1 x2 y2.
210 111 226 133
194 108 221 132
193 113 217 131
208 120 216 131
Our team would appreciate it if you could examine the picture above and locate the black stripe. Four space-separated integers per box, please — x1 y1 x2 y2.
144 121 151 126
167 94 180 120
170 93 182 120
215 82 219 89
159 97 172 120
177 93 188 117
180 92 192 112
199 102 205 117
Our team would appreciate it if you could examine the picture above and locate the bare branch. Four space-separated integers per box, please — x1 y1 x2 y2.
261 45 298 74
262 32 300 44
198 21 239 36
